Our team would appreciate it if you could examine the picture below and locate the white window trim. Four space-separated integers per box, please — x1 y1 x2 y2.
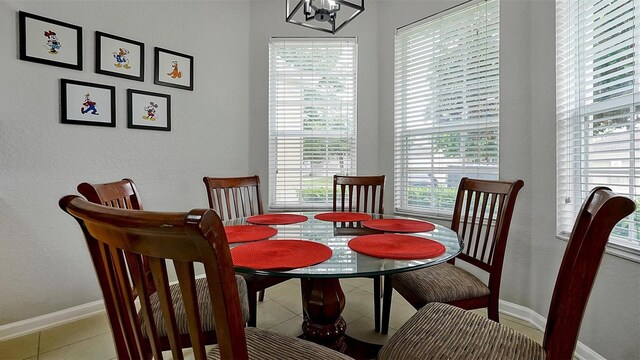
268 37 358 211
555 0 640 257
393 0 500 217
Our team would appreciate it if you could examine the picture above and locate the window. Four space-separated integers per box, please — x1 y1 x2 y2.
394 0 500 217
269 38 357 209
556 0 640 254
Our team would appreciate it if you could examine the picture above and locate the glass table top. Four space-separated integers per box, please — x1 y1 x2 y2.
224 212 462 279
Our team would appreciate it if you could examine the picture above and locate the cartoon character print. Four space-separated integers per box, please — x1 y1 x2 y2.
44 30 61 54
80 94 99 115
167 61 182 79
113 48 131 69
142 102 158 121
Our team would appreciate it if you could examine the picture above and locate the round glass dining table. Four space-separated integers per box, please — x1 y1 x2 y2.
223 212 462 352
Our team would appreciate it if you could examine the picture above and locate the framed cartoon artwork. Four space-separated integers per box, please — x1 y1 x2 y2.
95 31 144 81
154 47 193 91
61 79 115 127
19 11 82 70
127 89 171 131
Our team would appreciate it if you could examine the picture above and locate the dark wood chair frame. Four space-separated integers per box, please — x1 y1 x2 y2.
203 175 289 327
60 196 251 360
378 187 634 359
77 179 221 353
381 177 524 333
540 187 634 358
333 174 386 332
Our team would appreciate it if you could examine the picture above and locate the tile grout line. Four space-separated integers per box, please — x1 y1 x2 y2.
36 331 41 360
36 331 111 358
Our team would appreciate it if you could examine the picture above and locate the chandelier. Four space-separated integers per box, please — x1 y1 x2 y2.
285 0 365 34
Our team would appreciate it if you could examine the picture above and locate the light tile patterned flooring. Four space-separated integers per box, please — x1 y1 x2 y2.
0 278 544 359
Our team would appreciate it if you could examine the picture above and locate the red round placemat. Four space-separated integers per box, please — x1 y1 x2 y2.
231 240 332 270
362 219 436 233
314 212 372 222
224 225 277 244
348 234 446 260
246 214 308 225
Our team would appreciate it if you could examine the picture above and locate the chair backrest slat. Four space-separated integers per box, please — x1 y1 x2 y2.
129 254 163 359
110 247 146 358
203 176 263 220
174 261 207 360
450 178 524 288
333 175 385 214
59 196 250 360
543 187 635 359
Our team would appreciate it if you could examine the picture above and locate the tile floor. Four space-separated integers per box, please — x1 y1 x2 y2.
0 278 544 360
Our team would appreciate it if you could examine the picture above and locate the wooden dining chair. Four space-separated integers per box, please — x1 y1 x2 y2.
59 196 351 360
333 174 386 331
203 175 289 327
77 179 245 353
379 187 635 359
381 177 524 333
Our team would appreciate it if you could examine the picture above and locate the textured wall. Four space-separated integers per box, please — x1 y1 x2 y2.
376 1 639 359
1 1 638 358
247 0 381 206
0 0 251 324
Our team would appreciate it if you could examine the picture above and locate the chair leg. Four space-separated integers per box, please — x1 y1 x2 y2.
488 295 499 322
381 275 392 334
248 290 258 327
373 276 381 332
258 289 266 302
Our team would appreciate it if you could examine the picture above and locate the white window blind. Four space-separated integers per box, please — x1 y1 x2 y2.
557 0 640 254
394 0 500 217
269 38 357 209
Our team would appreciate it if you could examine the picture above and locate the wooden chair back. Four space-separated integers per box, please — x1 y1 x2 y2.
450 178 524 293
333 175 385 214
78 178 143 210
77 179 154 294
203 176 263 221
59 196 249 360
542 187 635 359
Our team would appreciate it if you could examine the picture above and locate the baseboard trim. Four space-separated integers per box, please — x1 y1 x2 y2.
0 296 607 359
499 300 605 360
0 300 105 342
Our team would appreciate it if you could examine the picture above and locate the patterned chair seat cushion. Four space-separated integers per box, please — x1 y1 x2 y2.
140 276 250 337
206 327 352 360
391 262 490 308
379 302 545 360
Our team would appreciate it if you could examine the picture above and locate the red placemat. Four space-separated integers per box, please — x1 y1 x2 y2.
246 214 308 225
224 225 277 244
314 212 372 222
348 234 446 260
362 219 436 233
231 240 332 270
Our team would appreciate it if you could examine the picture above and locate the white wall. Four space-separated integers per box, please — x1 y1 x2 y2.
1 1 638 358
248 0 381 207
376 1 639 359
0 0 251 324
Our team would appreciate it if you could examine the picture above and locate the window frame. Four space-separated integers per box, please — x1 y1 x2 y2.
268 37 359 211
555 0 640 260
393 0 501 218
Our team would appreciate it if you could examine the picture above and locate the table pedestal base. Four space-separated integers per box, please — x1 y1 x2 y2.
300 278 347 352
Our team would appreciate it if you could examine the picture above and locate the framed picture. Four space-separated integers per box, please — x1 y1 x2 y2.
61 79 115 127
19 11 82 70
95 31 144 81
154 47 193 91
127 89 171 131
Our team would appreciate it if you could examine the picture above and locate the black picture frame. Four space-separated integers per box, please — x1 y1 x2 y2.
95 31 145 81
154 47 194 91
61 79 116 127
127 89 171 131
19 11 83 70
